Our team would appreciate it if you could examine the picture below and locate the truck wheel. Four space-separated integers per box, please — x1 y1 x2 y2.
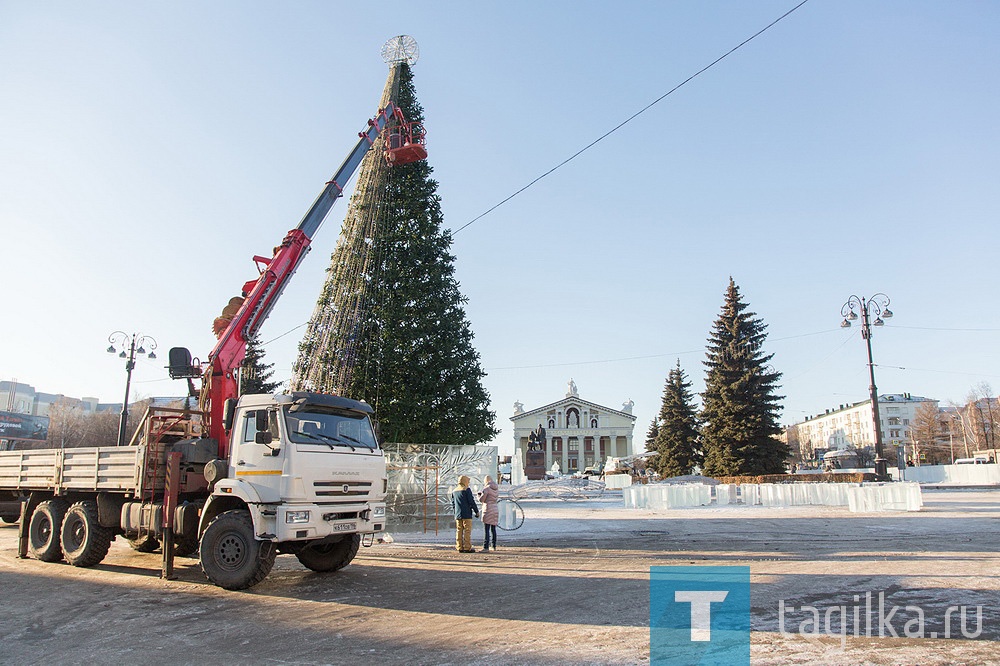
127 534 160 553
199 510 276 590
1 515 19 524
61 500 114 567
295 534 360 572
28 499 70 562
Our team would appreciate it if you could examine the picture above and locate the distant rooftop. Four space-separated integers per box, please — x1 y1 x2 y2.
799 393 937 423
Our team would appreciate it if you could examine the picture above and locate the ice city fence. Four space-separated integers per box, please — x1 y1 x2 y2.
902 462 1000 485
623 482 922 513
845 482 924 512
383 443 498 533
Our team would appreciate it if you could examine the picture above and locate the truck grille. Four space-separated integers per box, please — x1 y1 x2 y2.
322 511 360 521
313 480 372 503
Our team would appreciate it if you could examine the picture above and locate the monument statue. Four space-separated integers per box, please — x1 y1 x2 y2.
524 424 547 480
527 424 546 451
566 378 578 397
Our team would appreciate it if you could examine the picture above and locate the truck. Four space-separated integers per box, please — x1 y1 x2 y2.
0 98 427 590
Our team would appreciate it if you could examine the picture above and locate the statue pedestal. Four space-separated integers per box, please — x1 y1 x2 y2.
524 450 546 481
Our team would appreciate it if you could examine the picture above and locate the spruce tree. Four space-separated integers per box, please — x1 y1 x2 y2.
644 417 660 471
241 333 280 395
644 418 659 452
700 278 788 476
650 360 702 478
293 59 497 446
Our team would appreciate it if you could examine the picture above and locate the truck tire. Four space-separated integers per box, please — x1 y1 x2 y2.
61 500 114 567
127 534 160 553
28 499 70 562
199 510 276 590
295 534 360 572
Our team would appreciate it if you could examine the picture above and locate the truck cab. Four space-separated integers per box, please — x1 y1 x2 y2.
195 391 387 589
213 391 387 540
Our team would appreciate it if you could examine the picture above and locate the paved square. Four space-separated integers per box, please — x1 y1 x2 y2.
1 488 997 664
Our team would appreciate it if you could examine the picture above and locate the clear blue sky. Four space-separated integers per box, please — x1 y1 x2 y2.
2 1 998 455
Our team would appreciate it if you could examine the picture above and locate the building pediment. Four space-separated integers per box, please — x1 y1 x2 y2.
511 396 636 428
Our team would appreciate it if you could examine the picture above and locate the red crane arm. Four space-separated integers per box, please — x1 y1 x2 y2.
203 103 418 454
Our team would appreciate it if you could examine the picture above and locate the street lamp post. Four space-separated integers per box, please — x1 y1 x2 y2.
840 294 893 480
107 331 157 447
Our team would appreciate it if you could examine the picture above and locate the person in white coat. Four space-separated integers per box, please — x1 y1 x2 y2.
478 475 499 551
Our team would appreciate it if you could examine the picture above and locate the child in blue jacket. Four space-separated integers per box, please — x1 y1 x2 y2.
452 475 479 552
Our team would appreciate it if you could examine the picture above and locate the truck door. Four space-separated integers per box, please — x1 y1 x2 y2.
230 408 283 502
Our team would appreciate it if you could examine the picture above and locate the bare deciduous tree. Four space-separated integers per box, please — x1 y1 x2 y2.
784 425 808 463
970 382 997 450
42 398 151 449
909 401 949 465
946 400 975 458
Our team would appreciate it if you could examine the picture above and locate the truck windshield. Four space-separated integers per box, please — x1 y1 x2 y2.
285 408 379 450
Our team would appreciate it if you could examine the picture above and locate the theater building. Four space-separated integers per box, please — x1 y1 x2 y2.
511 380 637 474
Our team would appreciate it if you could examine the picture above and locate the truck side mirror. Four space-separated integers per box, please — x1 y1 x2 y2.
223 399 238 433
255 410 269 432
255 410 277 448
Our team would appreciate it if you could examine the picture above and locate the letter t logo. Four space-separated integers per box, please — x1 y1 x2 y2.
674 590 729 641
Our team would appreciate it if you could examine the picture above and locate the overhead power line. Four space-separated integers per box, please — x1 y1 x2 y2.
261 3 817 358
486 327 839 371
263 323 308 346
888 325 1000 332
453 0 812 235
876 364 1000 379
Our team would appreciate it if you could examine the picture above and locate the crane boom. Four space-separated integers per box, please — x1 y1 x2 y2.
203 102 417 454
297 102 400 238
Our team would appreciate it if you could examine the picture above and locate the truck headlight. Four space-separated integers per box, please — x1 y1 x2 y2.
373 506 386 518
285 510 311 524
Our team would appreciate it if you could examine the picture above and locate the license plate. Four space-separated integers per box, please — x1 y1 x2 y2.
331 522 356 532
